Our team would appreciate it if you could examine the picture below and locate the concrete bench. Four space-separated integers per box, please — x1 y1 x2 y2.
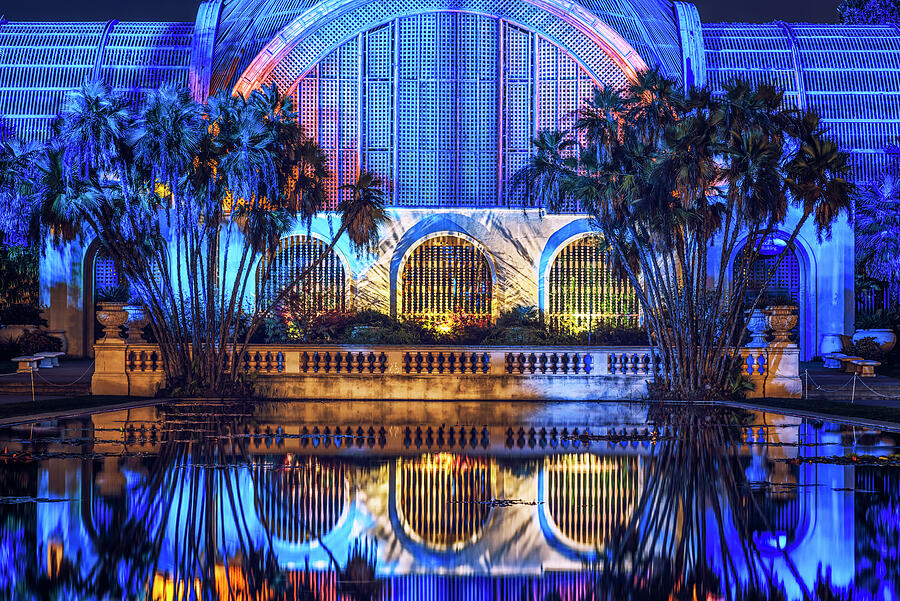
853 359 881 378
839 356 864 373
11 356 40 374
823 352 847 369
34 351 64 368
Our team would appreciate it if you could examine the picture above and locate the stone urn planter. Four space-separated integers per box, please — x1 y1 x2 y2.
763 305 798 344
819 333 844 357
123 304 151 344
745 309 768 347
852 328 897 353
96 302 128 343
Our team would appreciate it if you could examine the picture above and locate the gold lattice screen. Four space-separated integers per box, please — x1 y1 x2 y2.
547 236 639 332
545 454 643 549
257 235 347 313
400 236 492 324
397 454 494 549
253 456 348 544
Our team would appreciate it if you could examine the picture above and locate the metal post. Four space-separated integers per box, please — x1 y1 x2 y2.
851 373 856 404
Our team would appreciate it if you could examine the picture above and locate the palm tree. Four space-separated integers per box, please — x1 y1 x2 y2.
24 81 390 395
518 75 855 400
854 176 900 283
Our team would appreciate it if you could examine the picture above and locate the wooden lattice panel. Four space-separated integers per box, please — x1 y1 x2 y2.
257 235 348 313
93 249 122 294
547 236 639 332
545 453 643 549
291 11 621 209
400 236 492 325
253 456 348 544
396 454 494 549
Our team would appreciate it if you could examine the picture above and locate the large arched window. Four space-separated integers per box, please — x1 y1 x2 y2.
547 236 639 332
400 236 492 325
396 454 494 550
257 235 349 313
543 454 643 551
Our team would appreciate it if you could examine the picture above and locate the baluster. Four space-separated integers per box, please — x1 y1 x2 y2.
367 352 376 374
334 351 343 373
403 351 412 374
277 351 285 373
356 351 365 373
480 352 489 373
301 351 310 373
757 353 767 376
560 353 570 374
415 351 424 374
437 352 445 374
505 353 514 374
583 353 592 374
426 352 435 374
323 351 332 374
528 352 537 374
126 351 135 372
550 353 559 374
745 353 755 376
378 352 388 373
313 351 321 373
539 353 548 374
447 352 457 374
572 353 581 374
516 352 526 374
150 351 158 372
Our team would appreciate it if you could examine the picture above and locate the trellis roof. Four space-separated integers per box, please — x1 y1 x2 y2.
207 0 684 95
0 20 193 142
703 22 900 183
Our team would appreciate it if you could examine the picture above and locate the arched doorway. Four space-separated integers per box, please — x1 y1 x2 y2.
546 234 639 333
399 235 493 326
734 236 805 352
256 235 350 314
83 242 126 357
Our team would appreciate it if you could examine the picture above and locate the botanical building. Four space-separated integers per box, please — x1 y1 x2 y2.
3 1 899 358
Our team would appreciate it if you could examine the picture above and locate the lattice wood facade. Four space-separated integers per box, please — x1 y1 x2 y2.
544 453 643 549
396 454 494 549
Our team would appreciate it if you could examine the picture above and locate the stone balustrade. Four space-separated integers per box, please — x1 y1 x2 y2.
93 341 800 399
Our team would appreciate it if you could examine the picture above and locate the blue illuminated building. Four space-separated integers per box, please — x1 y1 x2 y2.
1 1 898 358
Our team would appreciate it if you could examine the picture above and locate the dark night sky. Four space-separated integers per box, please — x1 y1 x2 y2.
0 0 841 23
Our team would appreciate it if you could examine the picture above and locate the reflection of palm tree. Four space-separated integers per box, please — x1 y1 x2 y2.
593 405 810 600
320 539 383 601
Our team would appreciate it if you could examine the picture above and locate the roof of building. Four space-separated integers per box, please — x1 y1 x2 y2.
0 20 193 142
703 22 900 182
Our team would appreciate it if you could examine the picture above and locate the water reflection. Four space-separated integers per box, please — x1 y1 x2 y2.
0 401 897 600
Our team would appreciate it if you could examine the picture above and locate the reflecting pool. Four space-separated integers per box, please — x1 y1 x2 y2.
0 400 897 600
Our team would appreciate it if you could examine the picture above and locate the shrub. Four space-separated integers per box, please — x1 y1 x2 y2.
17 330 62 356
0 304 46 327
844 336 886 360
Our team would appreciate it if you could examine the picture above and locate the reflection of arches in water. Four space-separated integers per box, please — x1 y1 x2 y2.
742 457 803 549
253 456 349 544
543 454 643 552
395 454 494 550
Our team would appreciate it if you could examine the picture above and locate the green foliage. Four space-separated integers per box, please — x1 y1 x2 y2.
844 336 887 360
855 175 900 284
0 245 38 308
838 0 900 23
0 304 45 326
5 80 388 396
517 71 855 400
855 308 899 329
95 284 130 304
16 330 62 355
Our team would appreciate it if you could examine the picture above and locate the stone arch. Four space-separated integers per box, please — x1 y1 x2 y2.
255 233 354 313
540 225 639 332
393 454 495 551
397 232 496 325
728 231 816 360
538 453 644 557
232 0 648 96
82 239 125 358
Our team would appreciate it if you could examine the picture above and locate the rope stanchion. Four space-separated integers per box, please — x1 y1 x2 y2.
803 368 900 400
33 361 95 388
